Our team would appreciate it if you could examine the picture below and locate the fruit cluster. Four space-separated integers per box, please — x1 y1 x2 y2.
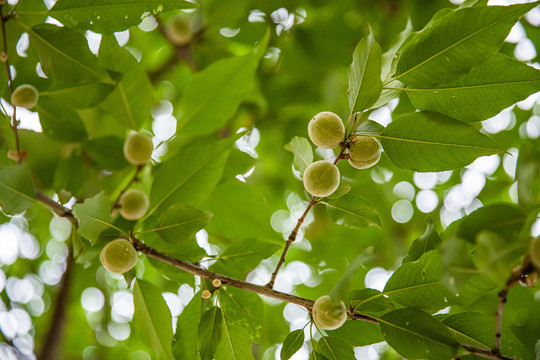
303 111 382 197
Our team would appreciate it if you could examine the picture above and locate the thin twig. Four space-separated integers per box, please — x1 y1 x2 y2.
0 4 21 164
493 261 534 356
37 246 74 360
461 344 515 360
111 165 143 210
266 144 348 288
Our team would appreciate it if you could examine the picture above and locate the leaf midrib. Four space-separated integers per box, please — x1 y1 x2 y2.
375 134 503 152
391 79 540 93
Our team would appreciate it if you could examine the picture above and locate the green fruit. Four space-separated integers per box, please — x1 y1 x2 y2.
167 16 194 46
123 133 153 165
119 189 149 220
303 160 340 197
100 239 138 274
348 136 381 169
530 237 540 270
312 295 347 330
11 84 38 109
308 111 345 149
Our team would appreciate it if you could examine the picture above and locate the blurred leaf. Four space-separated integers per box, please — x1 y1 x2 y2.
517 141 540 208
220 286 264 343
177 31 269 136
328 320 384 347
476 230 525 281
348 289 394 313
281 329 304 360
384 251 456 311
174 292 202 360
347 30 382 115
133 279 174 360
379 309 460 360
23 23 111 83
0 165 36 215
395 3 537 87
323 193 382 229
41 81 115 108
440 237 477 291
455 274 498 306
407 54 540 122
149 204 212 244
48 0 197 34
316 336 355 360
285 136 313 174
98 35 152 129
199 306 223 360
353 120 385 136
143 231 206 263
72 191 118 244
403 217 441 263
380 112 505 171
203 181 278 242
443 312 527 360
53 152 84 196
83 136 130 170
456 203 526 243
325 181 351 200
211 238 280 274
149 135 240 217
36 97 88 142
330 252 374 301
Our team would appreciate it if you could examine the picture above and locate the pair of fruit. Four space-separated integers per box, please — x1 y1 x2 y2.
303 112 381 197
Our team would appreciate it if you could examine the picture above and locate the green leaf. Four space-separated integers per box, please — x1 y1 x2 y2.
443 312 528 360
173 292 202 360
48 0 196 34
328 320 384 347
379 112 505 172
440 237 477 291
330 252 374 301
151 204 212 244
456 203 526 243
403 217 441 263
316 336 355 360
211 238 280 275
36 98 87 142
476 231 525 282
53 152 84 196
406 54 540 122
348 289 394 313
379 309 460 360
353 120 385 136
0 165 36 215
202 181 278 242
133 279 174 360
149 136 239 218
177 32 269 136
383 251 456 311
83 136 130 170
281 330 305 360
395 3 538 87
40 81 115 108
323 193 382 229
98 36 152 130
220 286 264 343
347 30 383 114
22 23 111 83
72 192 117 244
199 306 223 360
285 136 313 174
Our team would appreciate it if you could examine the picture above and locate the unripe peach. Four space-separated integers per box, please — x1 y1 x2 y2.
11 84 38 109
166 16 193 46
312 295 347 330
348 136 381 169
119 189 149 221
308 112 345 149
123 133 153 165
100 239 138 274
303 160 340 197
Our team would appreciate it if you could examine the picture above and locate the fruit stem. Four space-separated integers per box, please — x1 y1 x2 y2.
266 144 348 289
0 4 22 164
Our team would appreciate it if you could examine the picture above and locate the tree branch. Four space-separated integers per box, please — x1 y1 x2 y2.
37 246 74 360
266 144 348 288
0 5 22 164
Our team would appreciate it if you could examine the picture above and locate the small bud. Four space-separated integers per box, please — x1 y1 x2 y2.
212 279 221 288
7 150 18 161
201 290 212 299
0 52 7 62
